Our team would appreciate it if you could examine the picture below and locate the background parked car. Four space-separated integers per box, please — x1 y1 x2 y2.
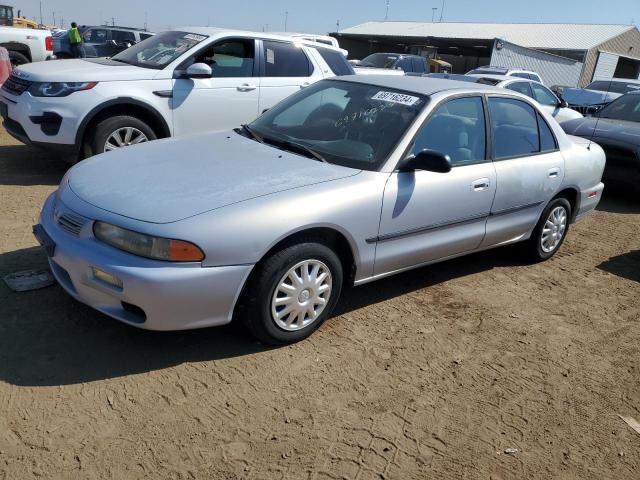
428 73 583 123
1 29 354 159
466 66 544 84
553 78 640 115
561 90 640 190
0 25 54 66
53 25 153 58
350 53 427 75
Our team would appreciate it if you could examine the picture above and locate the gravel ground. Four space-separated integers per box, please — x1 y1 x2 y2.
1 128 639 479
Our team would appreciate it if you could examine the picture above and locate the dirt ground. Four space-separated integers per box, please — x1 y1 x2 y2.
0 127 639 480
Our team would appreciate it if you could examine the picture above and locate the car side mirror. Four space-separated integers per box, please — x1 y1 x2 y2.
559 99 569 108
400 149 452 173
184 62 213 79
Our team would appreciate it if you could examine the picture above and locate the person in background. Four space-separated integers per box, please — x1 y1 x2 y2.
68 22 85 58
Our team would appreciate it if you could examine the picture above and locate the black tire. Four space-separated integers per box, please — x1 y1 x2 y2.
90 115 157 156
525 197 571 261
8 51 29 68
242 242 343 345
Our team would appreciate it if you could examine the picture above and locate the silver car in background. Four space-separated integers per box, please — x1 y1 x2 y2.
35 76 606 345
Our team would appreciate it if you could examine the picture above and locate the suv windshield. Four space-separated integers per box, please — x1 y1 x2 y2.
360 53 399 69
248 80 427 171
111 30 208 69
586 80 640 95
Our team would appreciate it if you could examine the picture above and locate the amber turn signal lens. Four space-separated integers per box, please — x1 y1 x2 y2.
168 239 205 262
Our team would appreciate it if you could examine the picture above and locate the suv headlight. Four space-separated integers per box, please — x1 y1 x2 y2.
29 81 97 97
93 222 205 262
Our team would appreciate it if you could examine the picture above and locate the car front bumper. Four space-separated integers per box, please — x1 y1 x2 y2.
0 88 90 151
37 193 253 331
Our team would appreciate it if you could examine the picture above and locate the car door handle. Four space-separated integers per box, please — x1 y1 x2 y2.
471 178 491 191
300 82 311 89
548 167 561 178
237 83 257 92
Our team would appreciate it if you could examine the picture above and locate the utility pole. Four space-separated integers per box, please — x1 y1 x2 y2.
336 19 340 33
385 0 390 21
284 11 288 32
52 11 56 26
439 0 445 22
111 17 115 27
144 11 148 30
39 1 43 25
431 7 437 22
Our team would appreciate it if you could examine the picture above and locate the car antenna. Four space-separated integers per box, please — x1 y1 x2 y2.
587 77 614 151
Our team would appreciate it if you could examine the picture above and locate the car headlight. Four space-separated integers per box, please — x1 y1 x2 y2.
29 81 97 97
93 221 204 262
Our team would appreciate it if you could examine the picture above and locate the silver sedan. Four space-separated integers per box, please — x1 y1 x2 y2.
35 76 606 344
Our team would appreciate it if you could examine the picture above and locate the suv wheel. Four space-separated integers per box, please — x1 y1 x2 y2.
526 197 571 261
243 242 343 345
91 115 157 154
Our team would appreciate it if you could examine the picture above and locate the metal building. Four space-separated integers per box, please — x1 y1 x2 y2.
331 22 640 86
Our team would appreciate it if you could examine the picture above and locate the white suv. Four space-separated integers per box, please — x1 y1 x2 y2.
466 66 543 84
0 28 354 159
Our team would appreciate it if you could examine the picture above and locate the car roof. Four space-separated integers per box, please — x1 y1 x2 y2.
604 78 640 85
468 73 513 81
333 75 505 96
172 26 344 52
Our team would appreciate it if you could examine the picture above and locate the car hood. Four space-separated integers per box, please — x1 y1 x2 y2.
67 131 360 224
12 59 159 82
561 117 640 147
561 87 622 106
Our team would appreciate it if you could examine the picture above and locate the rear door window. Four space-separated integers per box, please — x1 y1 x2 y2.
488 97 541 159
84 29 108 43
112 30 136 44
263 40 312 77
537 113 557 152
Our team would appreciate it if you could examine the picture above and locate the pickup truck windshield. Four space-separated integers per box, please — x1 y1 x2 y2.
111 30 208 69
248 80 426 171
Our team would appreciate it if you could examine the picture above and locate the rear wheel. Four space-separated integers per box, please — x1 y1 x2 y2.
242 242 343 345
8 51 29 68
91 115 156 155
525 197 571 261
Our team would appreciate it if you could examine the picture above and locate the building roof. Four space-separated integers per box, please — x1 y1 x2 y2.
336 22 636 51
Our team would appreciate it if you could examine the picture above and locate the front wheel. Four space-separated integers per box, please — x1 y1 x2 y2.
8 51 29 68
91 115 157 155
243 242 343 345
525 197 571 261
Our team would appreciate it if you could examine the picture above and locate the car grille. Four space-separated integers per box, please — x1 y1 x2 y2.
1 74 32 96
56 212 87 236
570 104 604 116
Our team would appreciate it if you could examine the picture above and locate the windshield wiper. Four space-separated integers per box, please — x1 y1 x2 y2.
240 124 264 143
264 137 327 163
110 58 131 65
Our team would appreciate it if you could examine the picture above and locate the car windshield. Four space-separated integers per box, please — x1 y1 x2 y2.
468 68 505 75
247 80 427 171
597 94 640 122
586 80 640 95
360 53 399 68
111 30 208 69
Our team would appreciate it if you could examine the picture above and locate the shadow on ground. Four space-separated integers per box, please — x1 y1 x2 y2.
598 250 640 283
0 144 69 186
596 188 640 214
0 244 529 387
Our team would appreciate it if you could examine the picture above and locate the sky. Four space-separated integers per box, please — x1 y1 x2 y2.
14 0 639 34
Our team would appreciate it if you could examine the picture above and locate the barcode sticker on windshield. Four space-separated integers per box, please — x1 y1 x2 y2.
372 91 419 106
183 34 206 41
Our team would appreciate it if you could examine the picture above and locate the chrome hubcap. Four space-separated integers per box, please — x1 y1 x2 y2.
104 127 148 152
541 206 567 253
271 259 333 331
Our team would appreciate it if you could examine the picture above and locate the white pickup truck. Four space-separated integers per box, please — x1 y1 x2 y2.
0 26 54 67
